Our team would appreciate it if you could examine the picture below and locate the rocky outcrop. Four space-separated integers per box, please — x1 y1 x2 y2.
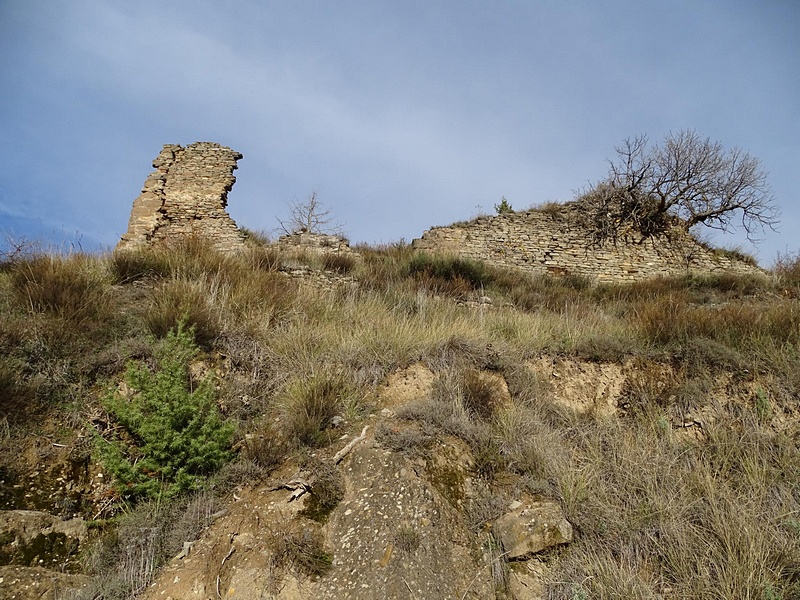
412 204 762 283
117 142 245 253
0 510 87 570
493 500 573 559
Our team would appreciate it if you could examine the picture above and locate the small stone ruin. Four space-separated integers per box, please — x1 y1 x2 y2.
117 142 245 253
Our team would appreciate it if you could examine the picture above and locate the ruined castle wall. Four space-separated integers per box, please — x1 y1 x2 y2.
411 205 761 283
117 142 245 253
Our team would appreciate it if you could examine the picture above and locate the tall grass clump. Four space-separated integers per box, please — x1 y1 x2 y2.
108 248 172 283
10 253 112 322
97 319 234 501
144 277 224 346
280 372 357 448
408 253 493 298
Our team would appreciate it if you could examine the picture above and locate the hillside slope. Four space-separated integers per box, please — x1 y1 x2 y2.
1 239 799 599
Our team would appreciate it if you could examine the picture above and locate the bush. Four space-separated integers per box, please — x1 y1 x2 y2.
409 253 493 298
775 251 800 290
268 521 332 579
98 319 234 501
75 491 222 600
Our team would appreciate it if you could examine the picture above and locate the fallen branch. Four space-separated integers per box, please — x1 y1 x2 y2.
332 425 369 464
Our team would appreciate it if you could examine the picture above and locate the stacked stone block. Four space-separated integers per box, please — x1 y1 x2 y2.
117 142 245 253
412 204 762 283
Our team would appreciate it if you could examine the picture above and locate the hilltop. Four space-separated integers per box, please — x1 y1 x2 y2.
1 235 800 599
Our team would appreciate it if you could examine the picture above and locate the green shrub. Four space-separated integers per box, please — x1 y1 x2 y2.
98 319 234 501
494 196 513 214
409 253 493 297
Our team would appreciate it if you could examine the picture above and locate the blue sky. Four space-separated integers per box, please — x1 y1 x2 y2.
1 1 797 265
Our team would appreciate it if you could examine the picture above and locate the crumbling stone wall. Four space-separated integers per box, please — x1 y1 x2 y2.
117 142 245 252
412 204 761 282
275 231 356 255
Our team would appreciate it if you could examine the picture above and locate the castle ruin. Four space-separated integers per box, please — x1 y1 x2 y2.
117 142 245 252
412 204 762 283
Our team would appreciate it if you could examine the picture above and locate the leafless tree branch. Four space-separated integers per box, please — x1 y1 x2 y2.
576 130 779 245
276 192 344 236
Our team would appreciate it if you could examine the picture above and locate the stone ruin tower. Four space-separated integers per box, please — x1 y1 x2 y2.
117 142 245 252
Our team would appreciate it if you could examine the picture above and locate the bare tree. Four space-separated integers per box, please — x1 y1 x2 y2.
276 192 343 236
0 232 36 264
576 130 779 245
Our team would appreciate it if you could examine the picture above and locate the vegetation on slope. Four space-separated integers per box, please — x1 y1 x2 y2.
1 238 799 599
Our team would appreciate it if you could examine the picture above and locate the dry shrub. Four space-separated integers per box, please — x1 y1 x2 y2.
424 335 496 371
268 520 332 579
0 358 32 423
159 236 238 280
461 368 506 421
393 522 422 553
636 295 800 351
497 272 591 313
10 254 112 322
493 404 568 484
545 408 800 599
374 421 434 453
225 270 298 328
74 492 223 600
241 427 287 473
299 460 345 522
322 252 356 274
242 244 282 272
408 253 492 299
775 250 800 290
145 278 222 346
108 248 171 283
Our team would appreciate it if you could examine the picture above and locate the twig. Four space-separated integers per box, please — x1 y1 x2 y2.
402 577 418 599
332 425 369 464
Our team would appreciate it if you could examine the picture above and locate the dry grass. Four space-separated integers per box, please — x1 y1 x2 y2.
268 520 332 579
10 253 113 322
3 237 800 599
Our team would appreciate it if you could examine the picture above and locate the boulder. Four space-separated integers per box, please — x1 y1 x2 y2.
493 500 572 559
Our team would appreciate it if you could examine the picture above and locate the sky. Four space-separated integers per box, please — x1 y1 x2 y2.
1 0 798 266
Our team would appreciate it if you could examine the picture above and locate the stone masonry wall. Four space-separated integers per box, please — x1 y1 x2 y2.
117 142 245 253
412 204 761 283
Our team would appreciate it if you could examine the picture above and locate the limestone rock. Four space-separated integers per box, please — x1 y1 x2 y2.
117 142 245 253
493 500 572 559
0 510 87 569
